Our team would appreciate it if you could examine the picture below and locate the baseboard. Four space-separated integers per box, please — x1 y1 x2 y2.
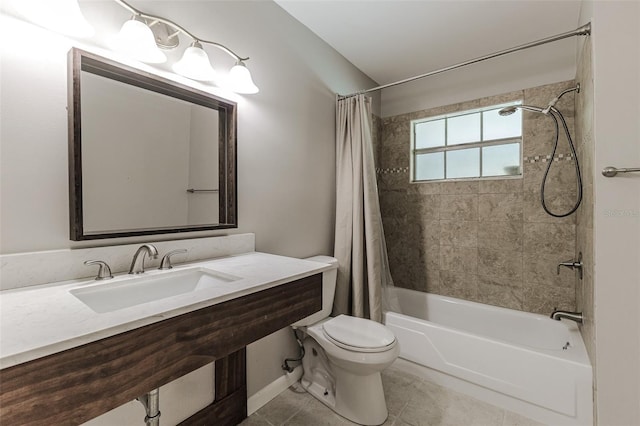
247 366 303 416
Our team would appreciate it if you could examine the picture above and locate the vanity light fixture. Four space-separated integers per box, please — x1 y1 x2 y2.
112 0 259 93
13 0 94 38
172 41 217 82
228 61 260 95
110 16 166 64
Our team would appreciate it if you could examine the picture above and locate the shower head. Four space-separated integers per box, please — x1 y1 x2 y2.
498 104 546 116
498 106 518 116
500 85 581 117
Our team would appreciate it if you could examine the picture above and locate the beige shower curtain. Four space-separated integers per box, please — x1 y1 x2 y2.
333 94 396 323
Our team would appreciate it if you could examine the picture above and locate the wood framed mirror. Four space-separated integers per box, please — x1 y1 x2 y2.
68 48 237 240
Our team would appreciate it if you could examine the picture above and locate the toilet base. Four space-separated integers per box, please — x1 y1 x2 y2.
301 339 389 425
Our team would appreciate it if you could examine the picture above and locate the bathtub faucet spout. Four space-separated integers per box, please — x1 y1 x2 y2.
550 309 583 324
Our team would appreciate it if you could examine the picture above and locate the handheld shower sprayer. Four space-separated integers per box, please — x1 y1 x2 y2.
498 85 583 218
498 84 580 117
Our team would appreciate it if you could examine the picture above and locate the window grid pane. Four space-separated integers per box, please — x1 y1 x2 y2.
411 102 522 182
415 152 444 181
446 148 480 179
415 120 445 149
447 113 481 145
482 143 521 177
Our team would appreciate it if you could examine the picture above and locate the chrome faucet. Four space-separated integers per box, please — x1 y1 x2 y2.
550 308 583 324
128 244 158 274
557 252 583 279
84 260 114 280
159 249 187 270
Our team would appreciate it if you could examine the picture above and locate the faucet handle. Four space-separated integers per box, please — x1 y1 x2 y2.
557 252 583 279
159 249 187 270
84 260 114 280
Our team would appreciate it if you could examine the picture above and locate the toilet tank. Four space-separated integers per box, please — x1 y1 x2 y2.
291 256 338 327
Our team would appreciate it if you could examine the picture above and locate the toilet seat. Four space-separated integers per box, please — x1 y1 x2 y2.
321 315 396 353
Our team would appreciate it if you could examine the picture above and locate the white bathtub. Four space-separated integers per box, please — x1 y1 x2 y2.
384 288 593 426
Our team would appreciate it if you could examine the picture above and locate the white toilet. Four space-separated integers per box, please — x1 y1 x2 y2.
292 256 399 425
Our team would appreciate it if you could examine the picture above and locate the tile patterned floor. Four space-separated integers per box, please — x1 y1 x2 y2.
241 365 545 426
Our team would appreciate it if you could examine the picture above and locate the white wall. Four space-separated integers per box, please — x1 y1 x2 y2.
380 38 579 117
0 0 376 422
580 1 640 425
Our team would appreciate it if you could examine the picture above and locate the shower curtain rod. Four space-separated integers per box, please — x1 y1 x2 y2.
338 23 591 100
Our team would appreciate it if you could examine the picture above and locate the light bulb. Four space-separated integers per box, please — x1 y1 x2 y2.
173 42 217 82
227 61 259 94
110 18 166 64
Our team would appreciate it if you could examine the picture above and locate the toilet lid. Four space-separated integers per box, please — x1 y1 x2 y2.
322 315 396 350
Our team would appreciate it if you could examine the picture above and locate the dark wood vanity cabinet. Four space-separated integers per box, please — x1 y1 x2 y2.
0 274 322 426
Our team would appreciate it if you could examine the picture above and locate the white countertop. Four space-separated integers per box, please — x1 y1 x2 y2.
0 252 332 370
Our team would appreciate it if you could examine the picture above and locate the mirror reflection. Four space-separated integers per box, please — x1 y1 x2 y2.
69 48 237 240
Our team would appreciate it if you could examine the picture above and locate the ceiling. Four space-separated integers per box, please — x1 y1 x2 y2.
274 0 583 87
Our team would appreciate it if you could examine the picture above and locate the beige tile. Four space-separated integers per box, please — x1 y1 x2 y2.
478 193 523 222
390 253 433 293
530 159 580 196
478 178 523 194
395 268 438 293
476 90 523 108
257 386 312 425
477 248 523 286
575 228 593 282
284 396 353 426
412 269 441 294
477 221 523 251
522 191 576 224
522 252 575 288
439 270 478 300
440 180 479 195
400 380 504 426
409 193 440 220
240 413 274 426
439 245 478 274
522 161 546 193
419 219 441 247
440 194 478 221
477 276 524 310
440 220 478 248
409 181 441 195
523 116 558 157
523 80 576 113
420 244 440 271
379 191 407 219
380 136 410 170
523 222 575 259
379 172 411 192
381 367 422 416
384 112 412 125
522 283 576 314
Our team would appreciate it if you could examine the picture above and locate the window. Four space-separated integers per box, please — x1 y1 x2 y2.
411 103 522 182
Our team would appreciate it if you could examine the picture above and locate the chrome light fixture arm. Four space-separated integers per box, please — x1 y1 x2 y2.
113 0 249 62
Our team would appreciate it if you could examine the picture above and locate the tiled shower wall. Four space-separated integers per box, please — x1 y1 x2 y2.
376 81 581 314
575 38 595 364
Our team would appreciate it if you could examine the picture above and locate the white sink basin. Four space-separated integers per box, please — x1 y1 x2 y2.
70 268 240 313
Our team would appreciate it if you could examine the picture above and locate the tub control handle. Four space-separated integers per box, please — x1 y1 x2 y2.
557 252 583 279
